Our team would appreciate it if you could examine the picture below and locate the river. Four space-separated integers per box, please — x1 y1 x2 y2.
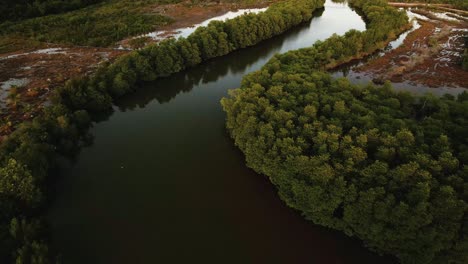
48 1 396 263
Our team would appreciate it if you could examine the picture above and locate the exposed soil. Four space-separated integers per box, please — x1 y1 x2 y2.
2 1 467 142
389 2 468 16
0 45 126 139
120 0 277 48
356 11 468 88
410 8 464 25
0 0 277 142
149 0 276 31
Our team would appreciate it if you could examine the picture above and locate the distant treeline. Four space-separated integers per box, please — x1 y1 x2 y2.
268 0 410 72
222 0 468 264
0 0 105 22
0 0 325 263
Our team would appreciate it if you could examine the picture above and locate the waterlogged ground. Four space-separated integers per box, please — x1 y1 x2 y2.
48 1 397 263
346 6 468 90
126 8 268 45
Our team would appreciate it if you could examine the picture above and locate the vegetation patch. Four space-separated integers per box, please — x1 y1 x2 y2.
0 0 182 47
222 0 467 263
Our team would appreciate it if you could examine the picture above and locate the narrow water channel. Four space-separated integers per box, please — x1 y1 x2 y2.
48 1 395 263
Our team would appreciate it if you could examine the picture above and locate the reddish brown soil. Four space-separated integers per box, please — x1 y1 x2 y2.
388 2 468 16
357 18 468 88
0 45 126 139
120 0 278 48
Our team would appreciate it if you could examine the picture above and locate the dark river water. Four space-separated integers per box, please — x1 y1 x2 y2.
48 1 396 263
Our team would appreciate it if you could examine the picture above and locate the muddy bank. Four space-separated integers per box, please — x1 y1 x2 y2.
389 2 468 16
389 2 452 8
0 45 126 139
126 0 278 47
355 9 468 89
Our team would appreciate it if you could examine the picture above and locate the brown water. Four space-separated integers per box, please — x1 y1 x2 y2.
48 1 396 263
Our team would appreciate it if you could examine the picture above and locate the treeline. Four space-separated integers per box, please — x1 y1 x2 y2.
222 72 468 264
0 0 326 262
266 0 410 73
222 0 468 263
57 0 326 109
0 0 105 22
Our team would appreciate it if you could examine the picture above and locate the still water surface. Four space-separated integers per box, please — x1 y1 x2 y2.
49 1 395 263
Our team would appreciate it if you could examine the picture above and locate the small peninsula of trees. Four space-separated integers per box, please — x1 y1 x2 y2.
222 0 467 263
223 73 468 264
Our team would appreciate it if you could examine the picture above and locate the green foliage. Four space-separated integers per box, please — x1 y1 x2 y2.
223 71 468 264
266 0 409 72
0 159 42 208
0 0 179 47
0 102 92 263
222 0 468 263
222 1 467 263
9 218 51 264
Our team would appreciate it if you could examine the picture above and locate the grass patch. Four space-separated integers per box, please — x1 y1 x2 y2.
0 0 183 47
0 37 43 54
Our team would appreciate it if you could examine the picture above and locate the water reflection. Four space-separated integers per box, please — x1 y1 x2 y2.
116 10 325 110
330 10 467 96
115 0 370 111
49 1 393 264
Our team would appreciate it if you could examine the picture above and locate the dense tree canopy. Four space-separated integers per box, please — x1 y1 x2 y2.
223 72 468 263
222 1 467 263
0 104 92 263
0 0 180 47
